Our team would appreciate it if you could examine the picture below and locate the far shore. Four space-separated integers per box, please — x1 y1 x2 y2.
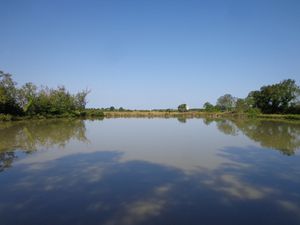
103 111 300 121
1 110 300 122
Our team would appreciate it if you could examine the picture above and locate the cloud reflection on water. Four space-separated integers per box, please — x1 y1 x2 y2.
0 118 300 225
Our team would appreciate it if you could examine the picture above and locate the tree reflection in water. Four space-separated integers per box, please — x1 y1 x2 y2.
177 117 187 123
212 118 300 155
0 152 17 172
0 119 88 171
0 118 299 225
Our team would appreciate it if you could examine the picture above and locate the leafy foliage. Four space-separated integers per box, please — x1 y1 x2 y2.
0 71 22 115
203 102 220 112
205 79 299 115
0 71 89 117
250 79 299 113
178 104 188 112
216 94 236 111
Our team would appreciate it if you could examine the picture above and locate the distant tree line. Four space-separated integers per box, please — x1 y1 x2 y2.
202 79 300 114
1 70 299 119
0 70 89 117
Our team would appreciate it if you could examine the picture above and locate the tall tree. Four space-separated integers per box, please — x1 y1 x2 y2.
234 98 251 113
74 89 90 110
16 82 37 113
178 104 188 112
0 71 21 115
203 102 218 112
251 79 299 113
216 94 236 111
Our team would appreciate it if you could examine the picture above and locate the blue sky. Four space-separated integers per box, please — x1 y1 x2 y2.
1 0 299 109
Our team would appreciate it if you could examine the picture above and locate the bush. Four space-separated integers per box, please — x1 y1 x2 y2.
246 108 261 117
0 114 13 121
85 109 105 117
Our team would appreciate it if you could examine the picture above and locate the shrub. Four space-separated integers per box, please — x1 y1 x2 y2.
0 114 13 121
246 108 261 117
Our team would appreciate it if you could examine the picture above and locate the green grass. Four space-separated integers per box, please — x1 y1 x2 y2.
256 114 300 120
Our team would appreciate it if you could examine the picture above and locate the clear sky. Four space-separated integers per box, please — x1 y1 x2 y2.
0 0 299 109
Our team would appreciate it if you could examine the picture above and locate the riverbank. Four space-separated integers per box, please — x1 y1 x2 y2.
0 111 104 122
1 111 300 122
102 111 300 121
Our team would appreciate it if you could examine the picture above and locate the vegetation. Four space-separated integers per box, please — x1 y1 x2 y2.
178 104 188 112
203 79 300 116
249 79 300 114
0 69 299 121
212 118 300 155
216 94 236 111
84 108 105 117
0 70 92 120
0 119 87 171
203 102 220 112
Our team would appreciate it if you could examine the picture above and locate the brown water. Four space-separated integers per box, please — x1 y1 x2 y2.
0 118 300 225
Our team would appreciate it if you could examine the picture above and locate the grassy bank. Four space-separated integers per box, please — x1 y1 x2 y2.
103 111 300 121
103 110 203 118
255 114 300 121
0 110 105 122
1 110 300 122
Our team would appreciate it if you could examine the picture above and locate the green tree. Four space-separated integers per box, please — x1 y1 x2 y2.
0 71 22 115
49 86 77 114
216 94 236 111
17 82 38 113
178 104 188 112
251 79 299 113
0 70 90 117
234 98 250 113
74 89 90 110
203 102 218 112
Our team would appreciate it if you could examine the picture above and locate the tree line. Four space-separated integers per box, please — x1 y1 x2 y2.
0 70 89 117
202 79 300 114
1 70 299 119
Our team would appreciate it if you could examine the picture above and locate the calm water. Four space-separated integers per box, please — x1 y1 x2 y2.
0 118 300 225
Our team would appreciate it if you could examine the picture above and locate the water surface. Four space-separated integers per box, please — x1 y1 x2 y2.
0 118 300 225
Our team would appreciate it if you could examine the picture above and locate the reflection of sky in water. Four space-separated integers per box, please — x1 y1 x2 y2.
0 118 300 225
18 119 255 171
